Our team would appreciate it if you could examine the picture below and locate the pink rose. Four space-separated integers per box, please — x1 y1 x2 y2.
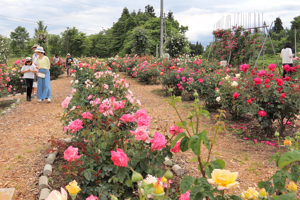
68 119 83 133
171 141 181 153
134 126 150 142
253 139 257 144
86 195 99 200
232 92 240 99
253 77 262 85
151 132 166 151
46 187 68 200
268 64 276 72
198 78 203 83
135 109 148 119
169 124 184 135
258 110 267 117
64 146 82 163
179 191 190 200
120 114 136 123
111 148 129 167
137 115 152 128
81 112 93 120
87 95 93 100
71 88 76 94
61 96 72 108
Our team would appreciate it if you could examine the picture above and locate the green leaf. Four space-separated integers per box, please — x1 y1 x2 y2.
276 192 296 200
180 136 190 152
144 183 155 195
273 170 287 191
199 131 210 150
190 186 202 200
278 150 300 169
189 135 200 156
180 176 195 194
188 120 194 127
125 178 132 187
199 109 210 118
290 165 300 182
171 132 186 148
176 121 187 128
215 159 225 169
83 170 92 181
175 96 182 103
190 157 198 162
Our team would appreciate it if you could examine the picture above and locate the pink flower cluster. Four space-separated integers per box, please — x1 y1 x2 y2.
111 148 129 167
61 96 72 108
151 132 167 151
81 112 93 120
120 114 136 124
240 64 249 72
135 109 152 128
65 119 84 133
64 146 82 163
169 124 184 135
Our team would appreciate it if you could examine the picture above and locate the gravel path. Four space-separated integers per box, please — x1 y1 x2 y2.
0 75 72 199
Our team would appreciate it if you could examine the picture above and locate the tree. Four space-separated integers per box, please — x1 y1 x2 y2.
164 32 190 57
272 17 284 34
35 20 48 35
0 35 10 64
61 27 80 55
130 27 153 56
287 16 300 52
48 34 63 55
34 21 48 51
124 16 137 33
89 29 111 58
10 26 29 57
145 4 155 18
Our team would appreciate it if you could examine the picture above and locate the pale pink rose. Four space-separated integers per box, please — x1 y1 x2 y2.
135 109 147 119
111 148 129 167
46 188 68 200
179 191 190 200
137 115 152 128
61 96 72 108
81 112 93 120
171 141 181 153
86 195 99 200
151 132 166 151
71 88 76 94
120 114 136 123
103 84 109 89
87 94 93 100
68 119 83 133
70 106 76 111
134 126 150 142
64 146 82 163
169 124 184 135
113 100 125 110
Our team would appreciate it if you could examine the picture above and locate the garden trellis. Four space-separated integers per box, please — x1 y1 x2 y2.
208 13 279 70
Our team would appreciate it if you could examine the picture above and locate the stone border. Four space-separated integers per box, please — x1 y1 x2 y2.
164 157 185 176
0 98 20 116
38 138 71 200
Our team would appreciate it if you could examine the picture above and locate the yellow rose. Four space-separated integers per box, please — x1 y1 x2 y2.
258 188 267 197
207 169 239 190
153 181 164 194
288 181 297 192
283 139 292 146
65 180 81 195
241 187 259 200
161 176 167 183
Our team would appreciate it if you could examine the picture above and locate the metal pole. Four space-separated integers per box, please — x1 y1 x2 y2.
164 13 167 39
156 44 158 58
160 0 164 58
295 29 297 54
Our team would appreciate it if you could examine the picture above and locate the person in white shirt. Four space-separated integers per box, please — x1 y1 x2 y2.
280 41 293 78
21 57 38 101
32 44 39 97
53 53 59 63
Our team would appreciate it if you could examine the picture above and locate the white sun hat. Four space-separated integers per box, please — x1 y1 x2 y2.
35 46 44 53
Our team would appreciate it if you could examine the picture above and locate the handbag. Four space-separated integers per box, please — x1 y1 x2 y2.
38 72 46 78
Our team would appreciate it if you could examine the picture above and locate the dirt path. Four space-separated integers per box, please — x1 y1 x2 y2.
121 73 285 195
0 75 72 199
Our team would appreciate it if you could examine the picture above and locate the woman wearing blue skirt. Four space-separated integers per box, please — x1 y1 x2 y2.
35 46 52 103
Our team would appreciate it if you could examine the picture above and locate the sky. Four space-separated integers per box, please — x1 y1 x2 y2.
0 0 300 47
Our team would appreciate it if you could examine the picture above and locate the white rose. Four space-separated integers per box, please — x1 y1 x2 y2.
231 81 238 87
216 96 221 102
225 75 230 80
75 80 79 84
70 80 73 84
216 89 220 93
80 68 83 71
235 74 240 78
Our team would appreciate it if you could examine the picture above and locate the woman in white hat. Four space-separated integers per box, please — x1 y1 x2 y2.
35 46 52 103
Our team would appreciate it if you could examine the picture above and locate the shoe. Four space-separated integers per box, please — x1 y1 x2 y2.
26 97 30 101
28 98 31 101
31 95 35 98
47 98 51 103
38 99 43 103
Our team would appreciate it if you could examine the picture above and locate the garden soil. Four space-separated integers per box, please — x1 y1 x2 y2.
0 75 72 199
0 73 299 199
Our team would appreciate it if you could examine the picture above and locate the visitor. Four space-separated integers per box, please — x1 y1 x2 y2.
31 44 39 98
53 54 59 63
35 46 52 103
280 41 294 78
21 57 37 101
66 53 73 77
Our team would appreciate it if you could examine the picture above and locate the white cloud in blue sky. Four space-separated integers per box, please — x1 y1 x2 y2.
0 0 300 47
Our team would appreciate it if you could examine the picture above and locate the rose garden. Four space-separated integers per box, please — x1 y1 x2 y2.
0 9 300 200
